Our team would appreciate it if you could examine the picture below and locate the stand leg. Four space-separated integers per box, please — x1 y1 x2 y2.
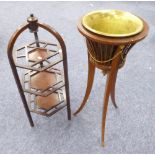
21 91 34 127
110 69 118 108
11 65 34 127
101 47 122 146
74 60 95 115
66 84 71 120
63 59 71 120
101 73 112 146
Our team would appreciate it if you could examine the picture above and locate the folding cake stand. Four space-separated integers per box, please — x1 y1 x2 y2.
7 14 71 127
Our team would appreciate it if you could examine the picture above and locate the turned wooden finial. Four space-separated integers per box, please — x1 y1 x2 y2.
27 14 38 33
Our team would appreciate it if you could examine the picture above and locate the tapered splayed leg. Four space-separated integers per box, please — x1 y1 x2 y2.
110 69 118 108
74 60 95 115
101 73 112 146
101 47 122 146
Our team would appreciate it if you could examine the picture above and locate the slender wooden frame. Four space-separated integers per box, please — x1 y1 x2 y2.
7 15 71 126
74 17 149 146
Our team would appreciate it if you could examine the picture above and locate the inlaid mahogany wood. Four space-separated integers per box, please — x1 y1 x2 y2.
74 17 149 146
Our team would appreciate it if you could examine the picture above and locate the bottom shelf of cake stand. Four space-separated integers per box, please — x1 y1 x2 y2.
23 69 67 116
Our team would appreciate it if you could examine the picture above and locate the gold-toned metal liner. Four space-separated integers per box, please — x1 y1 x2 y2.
82 10 144 37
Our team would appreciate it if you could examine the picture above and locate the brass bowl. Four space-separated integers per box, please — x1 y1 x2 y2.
82 10 144 37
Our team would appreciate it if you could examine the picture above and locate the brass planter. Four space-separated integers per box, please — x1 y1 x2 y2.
82 10 144 37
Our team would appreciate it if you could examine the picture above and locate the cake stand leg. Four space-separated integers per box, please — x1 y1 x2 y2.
63 55 71 120
12 66 34 127
66 81 71 120
21 91 34 127
74 59 95 115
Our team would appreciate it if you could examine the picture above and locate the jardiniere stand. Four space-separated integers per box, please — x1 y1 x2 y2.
74 16 148 146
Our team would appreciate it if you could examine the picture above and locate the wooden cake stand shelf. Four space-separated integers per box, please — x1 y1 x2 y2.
24 69 65 116
28 48 53 62
36 93 62 110
30 71 59 90
7 14 71 126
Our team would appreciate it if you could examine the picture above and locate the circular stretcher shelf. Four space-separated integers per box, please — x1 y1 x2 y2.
82 10 144 37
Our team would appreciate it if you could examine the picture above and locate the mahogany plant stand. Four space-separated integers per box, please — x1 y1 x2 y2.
74 18 149 146
7 14 71 127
